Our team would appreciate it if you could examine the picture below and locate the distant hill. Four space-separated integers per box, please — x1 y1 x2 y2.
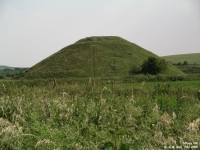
163 53 200 74
0 66 28 79
24 36 183 79
163 53 200 64
0 65 15 70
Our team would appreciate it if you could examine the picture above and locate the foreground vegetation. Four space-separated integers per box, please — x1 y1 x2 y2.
0 79 200 149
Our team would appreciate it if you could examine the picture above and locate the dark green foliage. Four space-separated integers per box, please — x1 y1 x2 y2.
140 57 167 75
176 65 200 74
183 61 188 65
0 68 28 79
99 142 114 149
120 143 130 150
197 90 200 101
177 62 182 66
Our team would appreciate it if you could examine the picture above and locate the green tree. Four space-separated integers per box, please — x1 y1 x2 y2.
140 57 167 75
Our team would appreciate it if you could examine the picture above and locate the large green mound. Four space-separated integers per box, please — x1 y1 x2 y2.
24 36 183 79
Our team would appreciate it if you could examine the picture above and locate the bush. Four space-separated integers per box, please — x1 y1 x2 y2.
0 75 4 79
140 57 167 75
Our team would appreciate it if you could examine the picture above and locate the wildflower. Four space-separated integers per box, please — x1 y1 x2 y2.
152 104 159 113
158 113 173 126
154 131 165 144
62 92 70 98
102 86 112 93
172 112 176 120
187 122 198 133
167 137 176 145
35 139 54 148
187 118 200 133
0 118 23 137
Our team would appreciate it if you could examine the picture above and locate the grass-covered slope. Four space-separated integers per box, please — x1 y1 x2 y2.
163 53 200 74
163 53 200 64
24 36 183 79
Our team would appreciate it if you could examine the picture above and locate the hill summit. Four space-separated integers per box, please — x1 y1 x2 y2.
24 36 183 79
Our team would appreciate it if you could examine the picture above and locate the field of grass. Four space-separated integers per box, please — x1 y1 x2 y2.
0 78 200 149
175 65 200 75
163 53 200 75
163 53 200 65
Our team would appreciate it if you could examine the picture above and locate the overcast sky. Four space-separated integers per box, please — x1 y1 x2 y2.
0 0 200 67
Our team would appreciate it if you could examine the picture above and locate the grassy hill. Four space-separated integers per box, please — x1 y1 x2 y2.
163 53 200 74
163 53 200 64
24 36 183 79
0 65 15 70
0 66 28 79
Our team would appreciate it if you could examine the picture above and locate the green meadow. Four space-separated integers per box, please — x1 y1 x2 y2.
163 53 200 75
163 53 200 65
0 79 200 149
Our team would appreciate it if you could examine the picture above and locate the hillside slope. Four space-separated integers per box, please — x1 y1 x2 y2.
24 36 183 79
163 53 200 74
0 65 15 70
163 53 200 64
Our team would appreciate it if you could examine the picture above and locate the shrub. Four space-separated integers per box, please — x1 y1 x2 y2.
140 57 167 75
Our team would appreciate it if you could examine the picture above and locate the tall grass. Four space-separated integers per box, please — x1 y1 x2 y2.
0 79 200 149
